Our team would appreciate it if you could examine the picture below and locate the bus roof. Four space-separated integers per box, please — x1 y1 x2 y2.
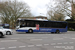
17 18 67 23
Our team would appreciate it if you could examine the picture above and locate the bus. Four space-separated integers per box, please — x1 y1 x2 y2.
16 18 68 33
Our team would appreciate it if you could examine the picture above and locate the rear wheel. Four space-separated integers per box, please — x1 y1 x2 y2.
28 29 33 33
56 30 60 33
51 32 55 34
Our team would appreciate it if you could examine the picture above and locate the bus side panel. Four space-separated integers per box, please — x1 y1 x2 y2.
16 30 28 32
16 27 67 32
34 28 67 32
33 28 56 32
62 27 67 32
59 29 67 32
51 28 67 32
33 28 52 32
39 28 52 32
33 30 40 32
16 27 36 32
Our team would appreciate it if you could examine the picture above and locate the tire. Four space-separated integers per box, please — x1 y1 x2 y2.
6 31 11 35
56 30 60 33
51 32 55 34
0 33 3 37
26 32 28 33
28 29 33 33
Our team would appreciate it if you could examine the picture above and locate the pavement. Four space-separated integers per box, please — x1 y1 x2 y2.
0 30 75 50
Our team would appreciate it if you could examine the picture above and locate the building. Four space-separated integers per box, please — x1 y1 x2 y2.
35 16 47 19
19 16 47 20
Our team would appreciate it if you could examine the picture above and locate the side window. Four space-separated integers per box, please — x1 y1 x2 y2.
34 21 45 27
55 22 59 28
34 21 40 27
39 21 45 27
44 22 53 28
58 22 64 28
26 21 35 27
30 21 35 27
51 22 59 28
62 23 67 28
20 22 26 28
44 22 49 27
51 22 55 28
26 21 30 27
48 22 52 27
49 22 52 28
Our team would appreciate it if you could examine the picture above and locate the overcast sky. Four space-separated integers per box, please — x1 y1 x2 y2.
21 0 51 16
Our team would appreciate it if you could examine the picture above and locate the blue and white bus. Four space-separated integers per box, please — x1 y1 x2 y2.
16 19 68 33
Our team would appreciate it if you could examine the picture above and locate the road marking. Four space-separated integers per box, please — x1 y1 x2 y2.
54 46 61 48
51 43 56 45
30 39 42 41
8 46 16 49
28 45 34 47
11 38 20 39
53 38 63 40
64 37 68 38
63 42 68 44
36 44 42 46
64 46 74 49
57 43 62 44
1 43 74 49
54 46 74 49
0 40 17 42
44 44 49 46
71 38 75 39
69 42 74 44
19 46 26 48
42 37 48 38
27 37 35 39
0 48 5 49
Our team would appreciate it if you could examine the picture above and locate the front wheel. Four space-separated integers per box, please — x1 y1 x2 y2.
6 31 11 35
0 33 3 37
28 29 33 33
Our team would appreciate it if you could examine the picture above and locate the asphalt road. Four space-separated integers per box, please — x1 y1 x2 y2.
0 30 75 50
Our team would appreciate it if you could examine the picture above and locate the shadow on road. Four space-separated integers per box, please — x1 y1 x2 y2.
16 32 50 34
16 32 64 34
0 36 6 38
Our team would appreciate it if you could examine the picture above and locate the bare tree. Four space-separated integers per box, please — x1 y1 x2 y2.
0 0 32 28
47 0 71 21
50 13 65 21
66 0 75 20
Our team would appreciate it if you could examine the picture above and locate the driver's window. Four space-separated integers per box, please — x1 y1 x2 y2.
20 22 26 28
